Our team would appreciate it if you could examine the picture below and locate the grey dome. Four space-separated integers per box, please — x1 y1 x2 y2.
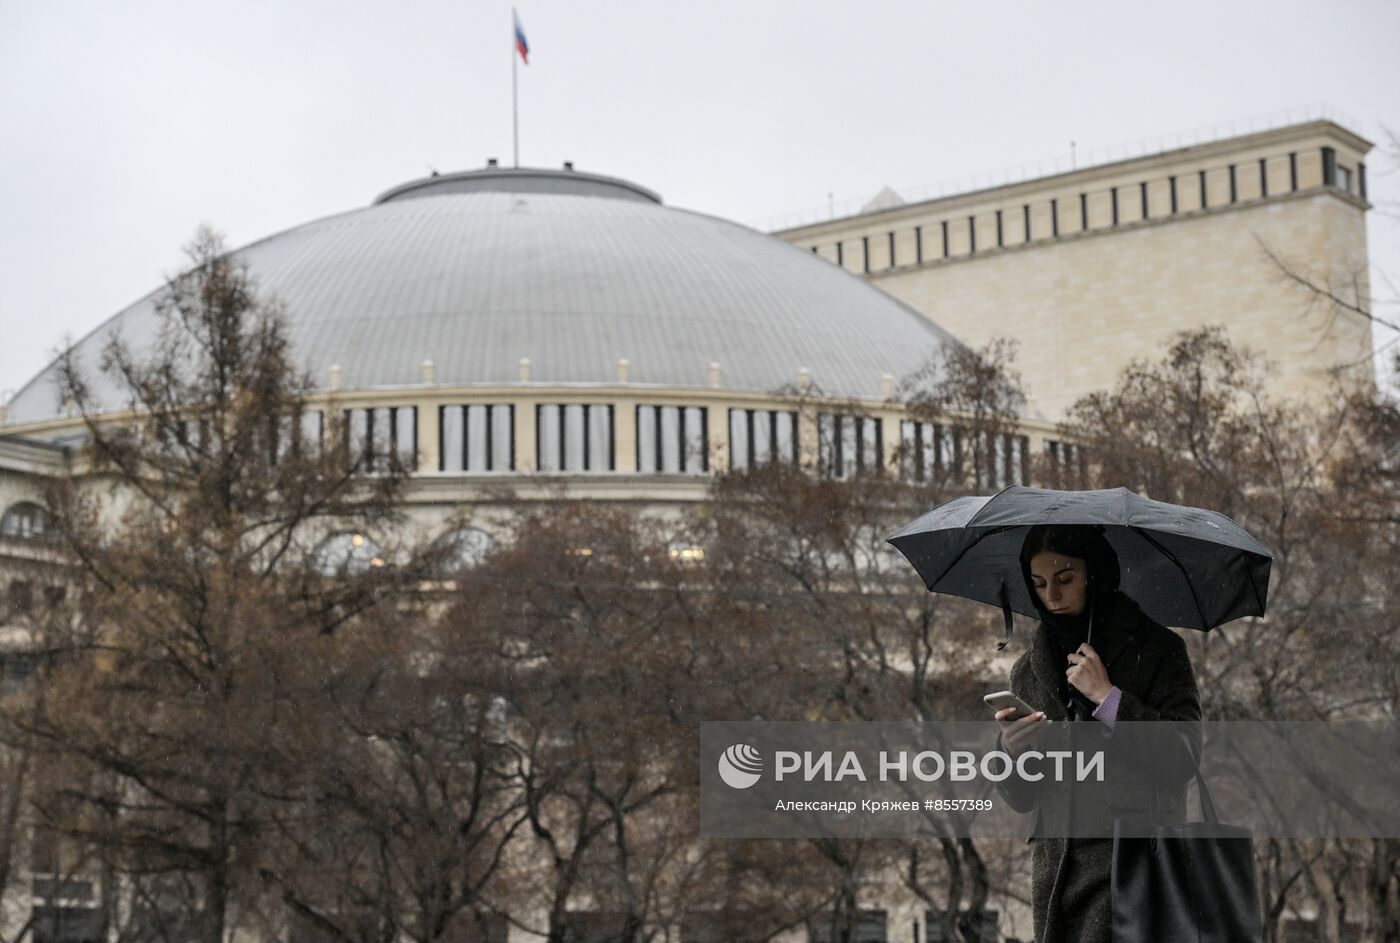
8 167 961 424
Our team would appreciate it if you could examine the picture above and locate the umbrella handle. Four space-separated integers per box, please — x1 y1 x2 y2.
996 582 1014 651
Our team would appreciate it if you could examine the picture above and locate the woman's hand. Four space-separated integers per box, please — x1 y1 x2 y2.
995 707 1049 758
1067 643 1112 704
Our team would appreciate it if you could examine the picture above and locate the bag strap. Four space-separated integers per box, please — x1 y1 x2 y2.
1148 728 1217 827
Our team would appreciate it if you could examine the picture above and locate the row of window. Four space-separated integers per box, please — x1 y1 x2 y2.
811 145 1368 274
0 421 1081 523
900 422 1030 489
0 425 1080 549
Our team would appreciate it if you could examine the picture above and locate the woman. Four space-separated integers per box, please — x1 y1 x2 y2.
992 523 1202 943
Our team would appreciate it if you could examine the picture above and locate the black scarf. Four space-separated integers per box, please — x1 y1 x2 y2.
1040 593 1102 720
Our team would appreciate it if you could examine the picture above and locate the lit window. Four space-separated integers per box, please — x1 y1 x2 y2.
667 541 705 561
312 532 385 577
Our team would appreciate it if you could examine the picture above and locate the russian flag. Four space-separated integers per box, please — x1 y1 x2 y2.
513 10 529 64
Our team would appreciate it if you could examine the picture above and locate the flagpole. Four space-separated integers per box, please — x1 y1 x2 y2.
511 7 519 168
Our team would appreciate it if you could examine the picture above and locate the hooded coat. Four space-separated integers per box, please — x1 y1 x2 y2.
994 588 1203 943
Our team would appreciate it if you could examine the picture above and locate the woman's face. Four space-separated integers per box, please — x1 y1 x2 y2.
1029 551 1089 616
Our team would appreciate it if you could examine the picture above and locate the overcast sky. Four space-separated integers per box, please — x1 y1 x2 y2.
3 0 1398 403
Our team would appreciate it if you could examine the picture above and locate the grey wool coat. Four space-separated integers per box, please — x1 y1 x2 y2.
994 589 1203 943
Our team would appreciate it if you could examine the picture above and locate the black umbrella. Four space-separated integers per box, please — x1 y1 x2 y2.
887 485 1272 648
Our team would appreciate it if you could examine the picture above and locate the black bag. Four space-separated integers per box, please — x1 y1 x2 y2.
1110 764 1262 942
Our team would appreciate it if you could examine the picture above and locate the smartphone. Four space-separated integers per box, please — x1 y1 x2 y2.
983 690 1039 719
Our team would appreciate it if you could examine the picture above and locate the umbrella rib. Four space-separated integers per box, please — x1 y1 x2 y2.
1131 525 1208 630
923 525 1021 592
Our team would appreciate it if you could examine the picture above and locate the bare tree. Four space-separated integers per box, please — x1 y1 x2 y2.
0 229 441 943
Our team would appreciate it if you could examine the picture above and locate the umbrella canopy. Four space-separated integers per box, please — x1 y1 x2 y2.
887 486 1272 639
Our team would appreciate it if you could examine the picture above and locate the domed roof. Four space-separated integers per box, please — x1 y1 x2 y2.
8 166 961 425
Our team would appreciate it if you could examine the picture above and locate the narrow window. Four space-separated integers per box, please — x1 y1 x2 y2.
1169 175 1178 214
836 241 844 266
915 225 923 263
1110 187 1119 226
1321 147 1336 187
1050 197 1059 236
995 209 1003 247
1079 192 1088 231
1022 203 1031 242
1228 164 1237 204
968 215 976 254
1289 152 1298 191
1258 157 1268 198
1359 162 1368 200
1198 169 1208 209
862 235 870 273
887 231 896 268
941 220 949 258
1139 181 1148 219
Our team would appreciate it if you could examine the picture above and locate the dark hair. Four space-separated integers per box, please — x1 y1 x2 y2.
1018 524 1120 617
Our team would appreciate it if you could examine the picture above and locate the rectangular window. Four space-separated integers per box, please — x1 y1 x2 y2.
439 404 514 471
636 405 707 473
925 910 998 943
900 420 957 482
887 231 896 268
967 215 976 254
941 220 950 258
1228 163 1237 203
273 408 323 461
1258 157 1268 198
728 409 797 469
1359 162 1368 200
1336 164 1352 193
809 909 887 943
995 209 1003 247
344 406 417 472
1139 181 1148 220
8 579 32 615
1289 151 1299 191
1022 203 1031 242
1169 175 1178 214
1079 192 1088 231
536 404 613 472
818 413 882 478
1045 439 1083 488
1003 433 1030 486
861 235 870 273
32 907 101 943
1321 147 1337 187
914 225 923 263
1110 187 1118 226
1198 169 1208 209
835 241 844 267
1050 197 1059 236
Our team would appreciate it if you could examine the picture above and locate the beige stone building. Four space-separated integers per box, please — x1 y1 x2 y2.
774 120 1374 422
